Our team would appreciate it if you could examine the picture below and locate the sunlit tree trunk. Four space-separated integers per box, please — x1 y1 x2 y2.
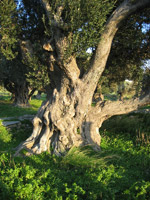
15 0 150 156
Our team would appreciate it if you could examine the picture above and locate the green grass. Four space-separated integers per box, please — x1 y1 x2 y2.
0 121 12 150
0 97 150 199
0 99 43 118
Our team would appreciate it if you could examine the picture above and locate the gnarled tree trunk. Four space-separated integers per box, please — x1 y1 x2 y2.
13 86 36 106
15 74 150 156
13 82 30 107
15 0 150 156
15 76 102 156
4 79 35 107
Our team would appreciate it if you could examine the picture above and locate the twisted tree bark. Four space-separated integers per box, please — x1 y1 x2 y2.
4 80 31 107
15 0 150 156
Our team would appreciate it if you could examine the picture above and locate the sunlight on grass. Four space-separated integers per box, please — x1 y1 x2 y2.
0 96 150 199
29 99 43 110
0 121 12 143
0 121 12 151
62 146 119 168
0 99 43 118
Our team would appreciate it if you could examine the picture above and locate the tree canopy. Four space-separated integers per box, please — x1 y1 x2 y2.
1 0 150 87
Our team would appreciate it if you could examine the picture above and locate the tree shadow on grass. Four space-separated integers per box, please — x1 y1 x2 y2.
20 138 150 200
0 144 150 200
9 121 150 199
0 179 16 200
0 121 33 155
1 119 150 199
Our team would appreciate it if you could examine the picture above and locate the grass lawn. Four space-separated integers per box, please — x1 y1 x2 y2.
0 97 43 118
0 96 150 200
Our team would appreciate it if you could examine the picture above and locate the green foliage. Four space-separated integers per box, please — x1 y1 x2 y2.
0 121 12 150
0 0 49 95
0 98 150 199
0 86 10 96
0 53 27 84
64 0 116 56
100 113 150 140
0 0 19 60
46 0 116 56
21 0 46 41
25 45 50 91
101 8 150 90
1 0 149 98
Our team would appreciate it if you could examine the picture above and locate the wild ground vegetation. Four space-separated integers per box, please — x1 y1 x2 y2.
0 0 150 198
1 0 150 155
0 94 150 200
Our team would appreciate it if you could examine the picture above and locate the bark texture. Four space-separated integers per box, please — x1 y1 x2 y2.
13 83 30 107
4 80 31 107
15 0 150 156
14 77 150 156
15 77 102 156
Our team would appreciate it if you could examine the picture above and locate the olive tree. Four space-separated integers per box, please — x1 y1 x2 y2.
14 0 150 156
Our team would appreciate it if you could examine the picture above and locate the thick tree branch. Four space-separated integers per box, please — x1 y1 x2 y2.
90 93 150 123
4 80 15 94
61 57 80 82
41 0 52 22
41 0 68 29
83 0 150 93
41 0 80 82
28 88 36 99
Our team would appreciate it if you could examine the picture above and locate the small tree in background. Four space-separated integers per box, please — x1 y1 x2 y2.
0 0 49 106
